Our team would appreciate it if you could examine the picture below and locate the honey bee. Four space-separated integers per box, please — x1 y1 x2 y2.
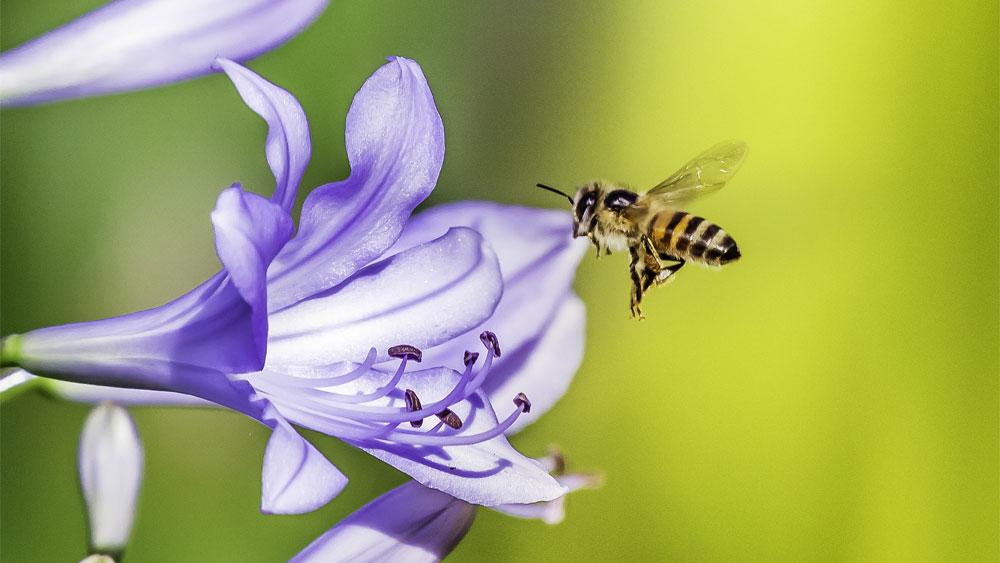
538 140 747 318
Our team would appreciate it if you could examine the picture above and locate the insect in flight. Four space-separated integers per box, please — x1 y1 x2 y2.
537 140 747 318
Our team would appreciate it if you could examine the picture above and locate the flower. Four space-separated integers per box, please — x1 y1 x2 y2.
1 57 585 514
78 402 144 559
0 0 328 106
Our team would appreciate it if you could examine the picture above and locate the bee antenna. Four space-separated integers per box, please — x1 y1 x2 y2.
536 183 574 205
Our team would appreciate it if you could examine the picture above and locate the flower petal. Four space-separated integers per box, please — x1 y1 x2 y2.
391 202 589 430
217 59 310 212
291 481 475 563
395 202 587 365
212 184 294 364
261 414 349 515
0 0 328 106
268 56 445 310
492 471 602 525
266 227 501 367
483 295 586 434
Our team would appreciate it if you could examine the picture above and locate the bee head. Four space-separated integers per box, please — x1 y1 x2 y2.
572 182 604 238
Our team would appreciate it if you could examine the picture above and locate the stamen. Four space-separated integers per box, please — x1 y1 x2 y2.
376 393 531 447
311 345 416 404
404 389 423 428
388 344 422 363
261 347 379 388
435 408 463 429
514 392 531 413
480 330 501 357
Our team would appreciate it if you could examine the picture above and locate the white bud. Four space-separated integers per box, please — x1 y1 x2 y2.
78 402 143 553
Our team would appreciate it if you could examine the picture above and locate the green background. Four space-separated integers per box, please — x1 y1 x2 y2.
2 1 997 561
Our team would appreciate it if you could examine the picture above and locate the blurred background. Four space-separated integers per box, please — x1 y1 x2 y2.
2 0 997 561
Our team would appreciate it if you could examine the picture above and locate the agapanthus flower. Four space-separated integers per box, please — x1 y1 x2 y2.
1 56 585 514
0 0 328 106
78 402 144 560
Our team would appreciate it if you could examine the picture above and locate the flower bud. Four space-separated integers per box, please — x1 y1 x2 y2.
78 403 143 554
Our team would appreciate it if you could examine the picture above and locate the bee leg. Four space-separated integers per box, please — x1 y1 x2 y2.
628 246 647 319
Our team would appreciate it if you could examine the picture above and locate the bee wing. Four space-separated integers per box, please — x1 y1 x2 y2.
645 140 748 204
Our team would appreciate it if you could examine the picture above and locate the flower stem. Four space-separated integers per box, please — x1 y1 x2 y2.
1 334 22 368
0 369 41 403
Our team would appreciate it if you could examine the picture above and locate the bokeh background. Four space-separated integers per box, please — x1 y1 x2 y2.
2 0 997 561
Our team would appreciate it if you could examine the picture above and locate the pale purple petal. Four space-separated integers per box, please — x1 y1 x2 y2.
391 202 588 430
266 228 501 368
483 295 586 434
212 184 294 364
395 202 587 367
0 0 328 106
492 470 602 525
261 414 349 514
268 57 445 310
217 59 310 212
291 481 475 563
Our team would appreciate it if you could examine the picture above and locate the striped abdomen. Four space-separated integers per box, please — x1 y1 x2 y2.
648 210 741 266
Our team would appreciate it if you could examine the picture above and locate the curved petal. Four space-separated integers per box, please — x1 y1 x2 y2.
0 0 328 107
268 56 445 310
262 414 349 514
391 202 588 431
266 228 502 367
483 295 586 434
492 471 602 525
291 481 475 563
396 202 587 367
212 184 294 364
217 59 310 212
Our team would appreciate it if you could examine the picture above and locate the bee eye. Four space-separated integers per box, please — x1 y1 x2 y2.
603 190 638 211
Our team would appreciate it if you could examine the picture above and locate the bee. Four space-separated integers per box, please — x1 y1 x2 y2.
538 140 747 318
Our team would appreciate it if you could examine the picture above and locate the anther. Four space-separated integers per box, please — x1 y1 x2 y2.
547 446 566 476
463 350 480 366
404 389 424 428
388 344 422 363
436 409 463 429
513 392 531 413
479 331 501 356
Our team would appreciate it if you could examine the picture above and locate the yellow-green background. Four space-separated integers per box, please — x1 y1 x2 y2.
2 1 997 561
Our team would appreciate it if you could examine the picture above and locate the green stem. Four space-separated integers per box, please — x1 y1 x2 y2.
1 334 22 368
0 370 42 403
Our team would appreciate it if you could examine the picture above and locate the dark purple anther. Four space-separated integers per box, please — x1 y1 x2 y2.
436 409 463 429
513 392 531 414
479 331 501 357
404 389 423 428
463 350 479 366
388 344 422 363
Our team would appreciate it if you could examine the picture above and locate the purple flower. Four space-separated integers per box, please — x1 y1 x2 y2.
0 0 327 106
1 57 587 514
